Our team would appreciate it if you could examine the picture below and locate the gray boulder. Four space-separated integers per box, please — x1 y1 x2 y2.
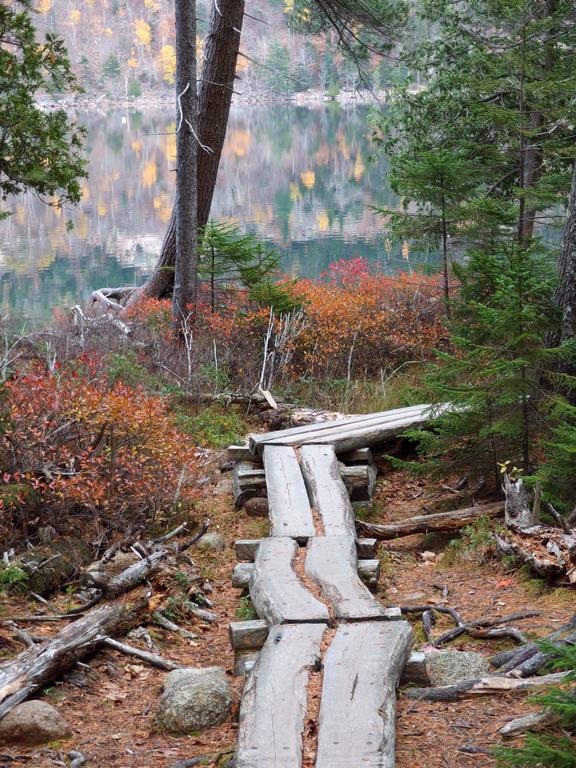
426 650 490 686
156 666 231 734
0 700 71 746
197 531 226 552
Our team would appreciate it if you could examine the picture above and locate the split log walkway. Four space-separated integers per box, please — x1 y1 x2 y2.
230 406 425 767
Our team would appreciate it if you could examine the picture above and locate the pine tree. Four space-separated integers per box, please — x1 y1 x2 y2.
401 245 560 484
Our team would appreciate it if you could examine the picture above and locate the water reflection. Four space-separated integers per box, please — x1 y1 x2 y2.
0 103 426 323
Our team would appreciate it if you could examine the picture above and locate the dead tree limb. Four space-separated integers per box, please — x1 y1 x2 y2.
0 590 149 719
356 502 504 540
404 671 571 702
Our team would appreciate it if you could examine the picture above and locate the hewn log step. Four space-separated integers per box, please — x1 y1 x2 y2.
233 461 266 508
234 537 378 562
304 536 387 621
249 403 433 454
249 537 329 625
263 445 315 541
232 555 381 593
316 621 413 768
236 623 326 768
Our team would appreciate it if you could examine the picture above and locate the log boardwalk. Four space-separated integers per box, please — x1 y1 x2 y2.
230 406 427 767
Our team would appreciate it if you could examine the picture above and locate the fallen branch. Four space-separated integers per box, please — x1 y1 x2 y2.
499 708 561 736
356 502 504 540
101 637 181 671
433 610 540 646
0 589 149 719
404 671 571 702
153 611 198 641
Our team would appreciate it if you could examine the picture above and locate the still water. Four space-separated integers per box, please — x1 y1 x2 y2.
0 103 427 324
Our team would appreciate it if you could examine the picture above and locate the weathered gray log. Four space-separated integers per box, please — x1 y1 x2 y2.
233 462 267 508
234 558 381 592
263 445 315 540
249 403 433 453
299 445 356 537
499 708 560 736
236 537 376 563
249 537 329 625
227 445 254 462
357 502 505 540
341 464 377 502
305 536 387 621
101 637 180 670
236 623 326 768
400 651 430 686
357 559 381 590
316 621 413 768
229 619 269 651
404 671 571 702
339 447 374 464
232 563 254 589
0 590 149 718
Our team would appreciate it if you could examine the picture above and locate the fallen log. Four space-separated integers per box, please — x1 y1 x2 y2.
102 637 181 671
357 502 505 540
0 590 149 718
404 671 571 702
496 526 576 584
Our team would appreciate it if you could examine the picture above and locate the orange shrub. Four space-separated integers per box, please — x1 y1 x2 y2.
1 360 199 534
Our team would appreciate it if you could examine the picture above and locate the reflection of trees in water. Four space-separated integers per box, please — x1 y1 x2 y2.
0 104 425 321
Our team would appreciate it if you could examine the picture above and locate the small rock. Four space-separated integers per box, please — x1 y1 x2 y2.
420 551 437 561
244 497 269 517
403 592 428 602
197 532 226 552
214 477 233 495
426 650 490 686
156 667 231 734
0 700 71 746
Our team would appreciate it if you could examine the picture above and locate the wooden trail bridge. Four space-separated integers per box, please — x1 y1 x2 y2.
228 404 434 768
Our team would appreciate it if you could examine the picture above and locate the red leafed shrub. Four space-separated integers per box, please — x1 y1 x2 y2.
0 359 199 536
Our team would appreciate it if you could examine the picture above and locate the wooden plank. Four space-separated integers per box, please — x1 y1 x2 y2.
316 621 413 768
300 445 356 538
357 538 378 559
249 403 432 452
263 445 315 540
249 538 329 625
236 623 326 768
235 539 260 561
229 620 269 651
339 447 374 463
233 461 267 509
305 536 387 621
341 464 377 502
227 445 254 462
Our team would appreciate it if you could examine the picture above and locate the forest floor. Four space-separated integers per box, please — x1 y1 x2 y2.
0 457 573 768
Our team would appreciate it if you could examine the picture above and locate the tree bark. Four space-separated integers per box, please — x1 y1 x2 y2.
172 0 198 316
552 160 576 350
129 0 245 304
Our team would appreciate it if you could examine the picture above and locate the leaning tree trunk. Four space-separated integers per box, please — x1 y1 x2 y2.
172 0 198 316
129 0 245 304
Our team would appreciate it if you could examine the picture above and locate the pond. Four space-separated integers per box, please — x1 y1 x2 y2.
0 102 435 324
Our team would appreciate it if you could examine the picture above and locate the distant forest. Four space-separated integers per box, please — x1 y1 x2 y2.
33 0 412 98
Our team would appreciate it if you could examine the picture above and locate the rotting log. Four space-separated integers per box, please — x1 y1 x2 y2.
299 444 356 537
236 623 326 768
496 526 576 584
249 538 329 625
249 403 434 453
304 536 387 621
263 445 315 541
404 671 571 702
316 621 413 768
0 590 149 718
356 502 505 540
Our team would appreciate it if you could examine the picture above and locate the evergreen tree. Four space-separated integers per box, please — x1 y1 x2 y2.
401 245 560 483
0 0 85 217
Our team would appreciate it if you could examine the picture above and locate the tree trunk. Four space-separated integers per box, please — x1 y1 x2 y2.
552 160 576 350
172 0 198 316
129 0 245 304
